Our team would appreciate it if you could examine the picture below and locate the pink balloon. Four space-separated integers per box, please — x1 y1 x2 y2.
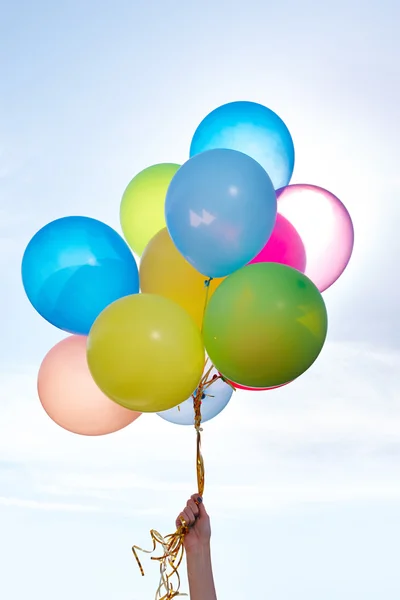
276 184 354 292
249 213 306 272
38 335 141 436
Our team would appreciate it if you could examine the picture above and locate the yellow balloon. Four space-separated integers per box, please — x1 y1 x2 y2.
120 163 181 256
87 294 205 412
140 228 225 329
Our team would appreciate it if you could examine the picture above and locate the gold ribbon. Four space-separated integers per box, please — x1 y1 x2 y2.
132 527 189 600
131 368 212 599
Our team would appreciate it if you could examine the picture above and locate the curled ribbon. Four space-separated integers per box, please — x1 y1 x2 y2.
132 526 189 599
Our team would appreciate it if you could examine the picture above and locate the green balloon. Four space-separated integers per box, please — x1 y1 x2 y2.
120 163 181 256
203 263 328 388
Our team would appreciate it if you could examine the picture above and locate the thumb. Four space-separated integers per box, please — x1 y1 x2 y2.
197 499 208 519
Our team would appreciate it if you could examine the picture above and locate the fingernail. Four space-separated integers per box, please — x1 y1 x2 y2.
197 496 203 504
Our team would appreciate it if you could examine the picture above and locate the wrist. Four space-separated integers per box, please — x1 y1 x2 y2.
186 541 211 559
185 541 216 600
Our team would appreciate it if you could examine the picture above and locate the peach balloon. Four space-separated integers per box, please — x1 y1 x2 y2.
38 335 141 435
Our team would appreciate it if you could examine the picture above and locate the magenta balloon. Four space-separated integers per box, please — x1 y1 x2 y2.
276 184 354 292
249 213 306 272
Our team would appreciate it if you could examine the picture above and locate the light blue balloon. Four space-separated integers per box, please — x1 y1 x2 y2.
21 216 139 335
165 148 277 278
190 101 295 190
157 374 233 426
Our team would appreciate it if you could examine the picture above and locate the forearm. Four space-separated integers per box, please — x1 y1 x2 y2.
186 544 217 600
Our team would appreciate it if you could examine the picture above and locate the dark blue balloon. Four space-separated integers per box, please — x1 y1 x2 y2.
22 216 139 335
190 101 295 190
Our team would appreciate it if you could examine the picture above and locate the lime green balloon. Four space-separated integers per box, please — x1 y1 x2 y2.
120 163 181 256
203 263 328 388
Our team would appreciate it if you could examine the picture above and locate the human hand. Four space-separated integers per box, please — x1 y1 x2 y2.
176 493 211 554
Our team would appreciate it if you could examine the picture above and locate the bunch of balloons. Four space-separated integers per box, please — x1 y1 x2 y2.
22 101 354 437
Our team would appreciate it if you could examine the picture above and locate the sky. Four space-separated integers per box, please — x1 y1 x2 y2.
1 0 399 598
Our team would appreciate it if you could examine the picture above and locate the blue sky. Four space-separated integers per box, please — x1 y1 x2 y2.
1 0 399 598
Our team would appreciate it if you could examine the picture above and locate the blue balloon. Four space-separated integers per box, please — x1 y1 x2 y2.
22 216 139 335
157 372 233 426
190 101 295 190
165 149 277 278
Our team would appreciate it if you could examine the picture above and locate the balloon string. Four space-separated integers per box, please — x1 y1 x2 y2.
132 353 217 599
200 277 213 335
195 277 214 508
